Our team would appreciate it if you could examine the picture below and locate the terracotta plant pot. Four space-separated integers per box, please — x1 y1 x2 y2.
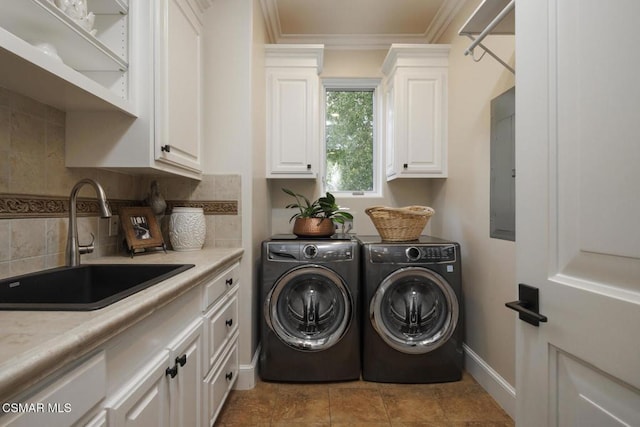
292 217 335 237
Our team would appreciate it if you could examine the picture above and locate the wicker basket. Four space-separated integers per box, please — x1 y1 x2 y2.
365 206 435 242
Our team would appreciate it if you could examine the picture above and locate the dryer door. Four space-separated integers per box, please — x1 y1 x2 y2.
370 266 458 354
265 264 352 351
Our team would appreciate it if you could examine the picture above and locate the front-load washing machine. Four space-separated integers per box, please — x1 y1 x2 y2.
260 235 360 382
359 235 464 383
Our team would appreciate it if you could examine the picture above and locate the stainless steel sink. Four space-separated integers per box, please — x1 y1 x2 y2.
0 264 195 311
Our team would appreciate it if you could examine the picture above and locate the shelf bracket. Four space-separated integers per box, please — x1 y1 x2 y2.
459 0 515 75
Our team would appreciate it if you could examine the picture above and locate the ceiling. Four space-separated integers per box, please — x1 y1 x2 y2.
260 0 468 49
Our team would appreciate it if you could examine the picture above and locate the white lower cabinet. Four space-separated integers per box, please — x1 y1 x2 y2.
106 350 171 427
1 352 106 427
204 292 239 368
0 258 242 427
82 411 108 427
167 319 203 427
106 318 203 427
202 271 240 426
204 340 238 425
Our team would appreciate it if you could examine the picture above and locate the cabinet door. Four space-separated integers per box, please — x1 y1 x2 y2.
384 82 396 179
204 338 238 426
387 68 448 179
106 351 170 427
167 319 203 427
80 410 107 427
266 68 319 177
155 0 202 173
2 352 106 427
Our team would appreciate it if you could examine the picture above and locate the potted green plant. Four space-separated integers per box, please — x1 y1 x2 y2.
283 188 353 237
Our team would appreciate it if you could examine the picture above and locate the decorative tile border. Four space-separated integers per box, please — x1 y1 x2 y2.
0 194 238 219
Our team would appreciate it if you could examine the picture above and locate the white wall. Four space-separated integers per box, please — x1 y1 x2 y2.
250 0 270 369
432 0 516 411
202 0 270 389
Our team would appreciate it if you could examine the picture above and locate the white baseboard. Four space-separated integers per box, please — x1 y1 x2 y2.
234 344 260 390
463 344 516 420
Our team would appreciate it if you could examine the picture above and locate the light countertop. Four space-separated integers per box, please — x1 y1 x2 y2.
0 247 243 403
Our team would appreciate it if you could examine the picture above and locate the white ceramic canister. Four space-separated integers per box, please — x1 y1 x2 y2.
169 207 206 251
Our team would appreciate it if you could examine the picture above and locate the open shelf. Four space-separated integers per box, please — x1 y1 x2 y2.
88 0 128 15
0 0 133 114
459 0 514 36
0 0 128 71
0 26 134 114
458 0 515 74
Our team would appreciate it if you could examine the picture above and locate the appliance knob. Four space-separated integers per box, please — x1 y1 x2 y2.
406 247 421 261
303 244 318 259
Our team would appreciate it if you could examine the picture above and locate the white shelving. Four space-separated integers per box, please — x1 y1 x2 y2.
0 0 133 114
88 0 128 14
458 0 514 36
458 0 515 74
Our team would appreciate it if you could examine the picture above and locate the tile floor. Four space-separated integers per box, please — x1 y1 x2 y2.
215 372 514 426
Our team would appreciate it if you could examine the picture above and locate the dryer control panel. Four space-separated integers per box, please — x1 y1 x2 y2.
369 244 456 264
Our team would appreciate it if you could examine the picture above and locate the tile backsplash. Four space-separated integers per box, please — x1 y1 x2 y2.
0 87 241 280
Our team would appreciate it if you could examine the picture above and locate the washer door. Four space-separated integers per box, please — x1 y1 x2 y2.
370 267 458 354
265 265 352 351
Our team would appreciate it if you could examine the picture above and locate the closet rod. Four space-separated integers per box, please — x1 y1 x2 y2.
463 0 514 56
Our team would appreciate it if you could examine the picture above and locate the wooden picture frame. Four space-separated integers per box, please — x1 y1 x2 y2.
120 207 166 256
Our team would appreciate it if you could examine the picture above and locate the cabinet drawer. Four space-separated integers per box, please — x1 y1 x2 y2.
105 350 170 426
2 351 106 427
204 292 239 368
204 339 238 425
203 262 239 310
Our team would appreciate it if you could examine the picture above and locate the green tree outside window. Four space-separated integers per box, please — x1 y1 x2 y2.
325 90 374 192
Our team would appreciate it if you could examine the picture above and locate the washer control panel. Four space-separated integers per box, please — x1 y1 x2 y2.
369 244 456 264
267 241 354 262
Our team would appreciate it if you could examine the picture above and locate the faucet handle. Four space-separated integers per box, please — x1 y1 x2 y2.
78 233 95 255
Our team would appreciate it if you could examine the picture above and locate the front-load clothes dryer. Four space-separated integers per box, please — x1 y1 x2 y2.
260 235 360 382
359 235 464 383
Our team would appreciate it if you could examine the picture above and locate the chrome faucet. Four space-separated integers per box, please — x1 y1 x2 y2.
66 178 112 266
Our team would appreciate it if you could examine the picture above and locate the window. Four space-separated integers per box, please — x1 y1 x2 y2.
322 79 381 196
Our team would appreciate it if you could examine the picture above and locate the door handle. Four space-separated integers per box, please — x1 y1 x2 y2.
505 283 548 327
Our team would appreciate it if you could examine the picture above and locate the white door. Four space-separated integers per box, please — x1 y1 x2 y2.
515 1 640 426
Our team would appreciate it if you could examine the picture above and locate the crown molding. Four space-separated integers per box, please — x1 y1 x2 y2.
260 0 280 43
424 0 467 42
259 0 465 49
275 34 430 51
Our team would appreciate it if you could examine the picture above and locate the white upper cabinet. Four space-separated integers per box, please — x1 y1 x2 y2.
0 0 133 114
266 44 323 178
65 0 204 179
153 0 203 174
382 44 450 179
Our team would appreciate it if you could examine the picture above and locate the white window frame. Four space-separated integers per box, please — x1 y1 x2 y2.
321 78 383 197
